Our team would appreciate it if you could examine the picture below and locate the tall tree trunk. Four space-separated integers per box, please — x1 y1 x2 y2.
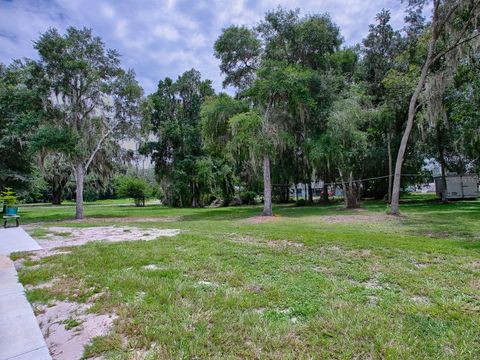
278 184 287 203
262 155 273 216
391 33 436 215
339 169 359 209
391 1 448 215
346 172 359 209
322 182 329 203
191 181 196 207
339 169 348 208
307 182 313 203
436 125 448 202
387 132 393 203
321 170 329 203
73 162 85 220
51 184 64 205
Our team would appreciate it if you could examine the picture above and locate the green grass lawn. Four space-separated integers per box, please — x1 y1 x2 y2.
13 196 480 359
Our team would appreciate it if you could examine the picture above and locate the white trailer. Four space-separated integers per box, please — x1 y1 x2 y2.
434 174 479 200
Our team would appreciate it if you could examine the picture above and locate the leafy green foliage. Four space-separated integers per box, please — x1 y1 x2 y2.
311 86 379 207
1 187 18 207
31 27 143 218
116 176 151 207
200 94 249 155
228 111 265 161
2 3 478 213
214 7 347 211
0 61 45 191
142 69 214 207
214 26 261 89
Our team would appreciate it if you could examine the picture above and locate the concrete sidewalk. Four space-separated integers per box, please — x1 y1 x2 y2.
0 227 42 255
0 228 51 360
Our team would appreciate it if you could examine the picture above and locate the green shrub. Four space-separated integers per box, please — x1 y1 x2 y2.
116 176 151 207
240 191 256 205
295 199 307 207
151 186 165 202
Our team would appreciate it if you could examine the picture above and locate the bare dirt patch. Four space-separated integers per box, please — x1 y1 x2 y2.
242 215 282 224
142 264 164 270
229 234 303 249
411 295 430 305
35 301 116 360
318 214 392 224
87 216 181 223
426 231 450 238
349 249 372 258
367 295 379 306
470 279 480 290
468 260 480 271
229 235 261 245
267 240 304 248
23 216 181 230
247 284 263 293
28 249 73 262
363 279 383 290
25 278 58 291
412 260 429 269
362 275 384 290
31 226 180 249
411 256 444 269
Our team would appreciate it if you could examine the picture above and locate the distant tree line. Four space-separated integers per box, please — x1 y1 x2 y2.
0 0 478 217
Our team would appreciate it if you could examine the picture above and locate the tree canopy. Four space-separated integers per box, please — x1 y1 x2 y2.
32 27 143 218
1 1 479 217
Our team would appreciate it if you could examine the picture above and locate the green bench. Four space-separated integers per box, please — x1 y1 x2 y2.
3 215 20 228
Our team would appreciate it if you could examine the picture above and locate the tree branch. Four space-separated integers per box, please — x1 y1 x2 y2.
432 33 480 64
433 1 460 37
431 1 480 64
84 124 117 171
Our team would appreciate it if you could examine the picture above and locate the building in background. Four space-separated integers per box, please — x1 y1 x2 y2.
434 174 479 200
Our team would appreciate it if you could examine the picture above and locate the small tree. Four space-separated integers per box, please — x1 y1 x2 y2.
117 176 151 207
1 188 17 206
1 187 18 213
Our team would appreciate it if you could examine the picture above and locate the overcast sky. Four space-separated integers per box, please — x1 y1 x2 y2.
1 0 410 94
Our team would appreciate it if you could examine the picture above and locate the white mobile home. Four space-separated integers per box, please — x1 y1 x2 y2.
289 181 325 198
434 174 479 200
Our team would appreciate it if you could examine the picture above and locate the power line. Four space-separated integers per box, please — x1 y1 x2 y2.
274 174 428 187
323 173 425 187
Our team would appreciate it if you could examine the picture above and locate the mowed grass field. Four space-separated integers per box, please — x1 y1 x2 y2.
12 196 480 359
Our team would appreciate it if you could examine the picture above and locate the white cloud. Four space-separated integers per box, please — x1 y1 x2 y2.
153 24 180 41
187 33 207 49
101 4 116 19
0 0 412 94
114 19 129 39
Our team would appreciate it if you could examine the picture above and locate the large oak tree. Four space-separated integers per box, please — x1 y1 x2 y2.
34 27 142 219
